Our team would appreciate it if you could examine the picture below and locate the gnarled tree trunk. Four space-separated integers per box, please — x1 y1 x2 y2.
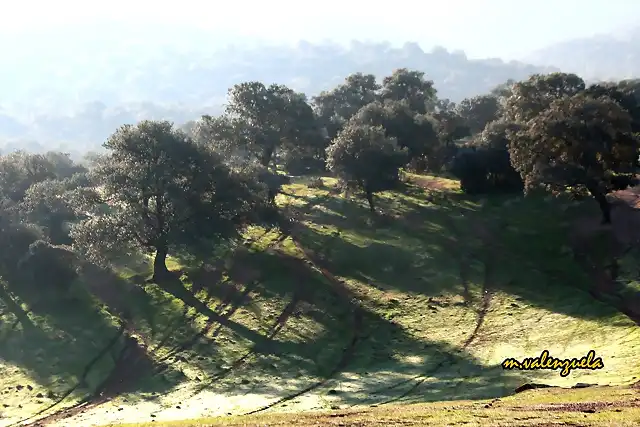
587 182 612 224
152 244 169 282
365 188 375 213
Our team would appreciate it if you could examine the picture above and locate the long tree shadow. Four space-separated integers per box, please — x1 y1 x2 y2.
285 183 630 323
126 235 516 410
0 284 39 335
0 274 131 396
155 246 527 409
0 262 201 420
150 248 358 384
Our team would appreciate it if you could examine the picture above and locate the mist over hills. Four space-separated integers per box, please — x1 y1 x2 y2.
0 23 639 155
524 25 640 80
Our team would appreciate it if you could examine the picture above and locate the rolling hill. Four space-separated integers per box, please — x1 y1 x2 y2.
524 25 640 81
1 173 639 427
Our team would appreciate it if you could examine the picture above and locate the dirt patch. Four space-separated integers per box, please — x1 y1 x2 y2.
610 188 640 209
408 175 453 192
514 399 640 412
514 383 557 393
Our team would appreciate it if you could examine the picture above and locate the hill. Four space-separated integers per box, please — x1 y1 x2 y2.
524 26 640 81
0 27 557 149
1 173 639 427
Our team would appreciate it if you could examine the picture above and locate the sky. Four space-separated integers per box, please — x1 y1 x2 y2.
1 0 639 59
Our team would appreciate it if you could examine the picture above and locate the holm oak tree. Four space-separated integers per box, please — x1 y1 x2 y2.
508 93 640 223
71 120 263 280
326 123 406 212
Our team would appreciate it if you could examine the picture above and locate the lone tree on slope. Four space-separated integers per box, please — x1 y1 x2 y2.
326 123 407 212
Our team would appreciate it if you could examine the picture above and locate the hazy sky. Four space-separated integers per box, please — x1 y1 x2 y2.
2 0 639 59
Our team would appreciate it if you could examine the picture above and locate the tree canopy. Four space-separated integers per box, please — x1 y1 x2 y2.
71 120 266 279
326 123 407 212
1 67 639 293
509 92 639 222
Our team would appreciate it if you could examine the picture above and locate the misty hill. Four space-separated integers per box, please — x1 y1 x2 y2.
0 27 557 151
524 25 640 81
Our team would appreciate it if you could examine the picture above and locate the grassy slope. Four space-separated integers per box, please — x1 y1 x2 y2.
0 174 639 426
113 386 640 426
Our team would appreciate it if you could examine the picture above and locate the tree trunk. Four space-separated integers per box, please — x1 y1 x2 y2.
365 189 375 213
260 147 274 168
587 184 612 224
153 245 169 282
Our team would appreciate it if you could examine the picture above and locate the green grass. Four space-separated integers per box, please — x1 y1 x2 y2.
1 173 639 427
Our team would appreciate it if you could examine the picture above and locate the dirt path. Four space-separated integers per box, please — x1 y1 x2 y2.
22 322 148 427
242 218 365 415
370 195 499 405
513 399 640 412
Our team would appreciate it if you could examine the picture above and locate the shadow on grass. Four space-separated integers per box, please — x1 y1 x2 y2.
0 177 624 416
0 275 129 398
149 249 361 382
0 263 200 410
149 246 524 407
283 182 626 323
124 237 519 409
331 340 524 406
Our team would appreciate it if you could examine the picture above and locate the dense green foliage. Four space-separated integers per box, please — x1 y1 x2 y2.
2 70 639 281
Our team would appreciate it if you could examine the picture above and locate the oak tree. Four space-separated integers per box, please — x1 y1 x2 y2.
380 68 437 115
326 123 406 212
71 120 263 280
508 93 639 223
312 73 381 141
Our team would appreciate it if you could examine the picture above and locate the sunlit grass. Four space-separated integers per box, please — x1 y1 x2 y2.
112 385 640 426
2 174 640 427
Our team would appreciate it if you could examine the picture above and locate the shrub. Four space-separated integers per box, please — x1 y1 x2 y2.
450 146 523 195
0 217 42 281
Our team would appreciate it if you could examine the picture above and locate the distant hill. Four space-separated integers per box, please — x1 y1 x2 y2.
523 26 640 81
0 24 558 150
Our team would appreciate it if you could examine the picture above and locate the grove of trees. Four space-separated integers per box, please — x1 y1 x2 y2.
1 68 639 288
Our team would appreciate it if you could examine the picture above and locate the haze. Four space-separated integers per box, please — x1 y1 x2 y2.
2 0 639 59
